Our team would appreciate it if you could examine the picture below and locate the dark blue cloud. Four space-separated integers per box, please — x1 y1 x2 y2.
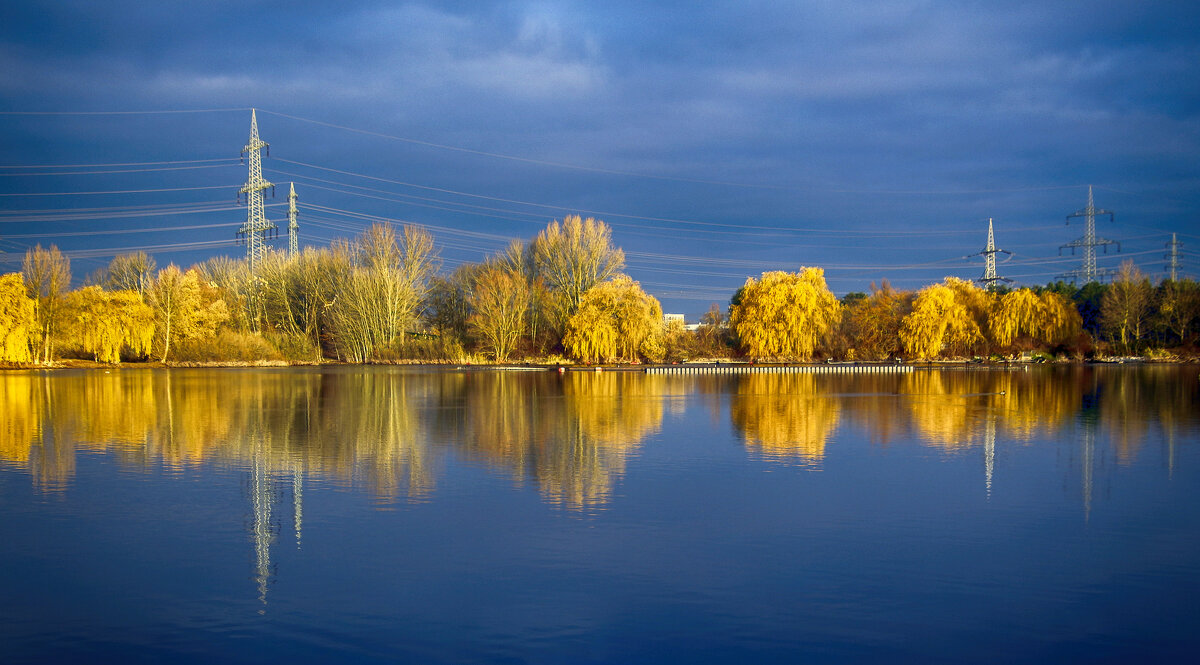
2 1 1198 315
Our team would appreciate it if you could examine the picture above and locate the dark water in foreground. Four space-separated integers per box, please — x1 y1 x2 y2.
1 365 1198 663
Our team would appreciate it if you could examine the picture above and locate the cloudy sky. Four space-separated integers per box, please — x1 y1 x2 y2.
2 1 1198 316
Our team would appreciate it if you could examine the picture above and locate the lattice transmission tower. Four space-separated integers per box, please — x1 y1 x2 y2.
1057 185 1119 284
237 109 277 272
287 182 299 256
1165 233 1182 281
974 218 1012 290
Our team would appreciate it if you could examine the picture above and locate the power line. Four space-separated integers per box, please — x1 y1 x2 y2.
0 158 239 169
0 164 238 177
0 185 232 197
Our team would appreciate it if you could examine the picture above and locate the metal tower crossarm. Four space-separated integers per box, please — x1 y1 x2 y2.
975 218 1012 290
237 109 277 271
1057 185 1118 284
1165 233 1181 282
287 182 299 256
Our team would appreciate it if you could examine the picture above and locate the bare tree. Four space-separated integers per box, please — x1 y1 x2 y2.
1101 260 1153 353
531 216 624 337
106 251 157 299
326 223 439 362
469 266 531 361
22 244 71 363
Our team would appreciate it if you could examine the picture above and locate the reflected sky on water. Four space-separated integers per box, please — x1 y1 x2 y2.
1 365 1198 663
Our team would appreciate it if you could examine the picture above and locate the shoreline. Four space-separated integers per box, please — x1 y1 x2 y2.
4 356 1197 372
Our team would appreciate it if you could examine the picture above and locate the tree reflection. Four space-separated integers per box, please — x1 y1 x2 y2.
730 373 841 465
450 371 664 510
1 365 1196 507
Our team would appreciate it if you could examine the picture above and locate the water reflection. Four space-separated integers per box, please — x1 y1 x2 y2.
446 371 664 509
2 367 1197 500
0 368 670 511
730 373 841 466
2 365 1198 609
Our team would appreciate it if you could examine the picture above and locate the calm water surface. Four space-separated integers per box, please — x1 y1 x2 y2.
2 365 1198 663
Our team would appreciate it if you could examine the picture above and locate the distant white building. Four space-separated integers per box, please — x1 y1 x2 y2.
664 313 685 327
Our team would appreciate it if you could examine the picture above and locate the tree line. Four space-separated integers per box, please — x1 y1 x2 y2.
2 216 1198 364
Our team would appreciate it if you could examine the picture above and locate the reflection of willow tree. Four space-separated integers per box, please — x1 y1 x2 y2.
0 369 440 502
901 372 989 449
730 373 841 465
0 373 76 492
901 370 1079 449
0 373 40 466
451 371 663 510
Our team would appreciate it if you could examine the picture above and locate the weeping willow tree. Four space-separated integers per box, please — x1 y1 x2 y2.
729 268 842 360
0 273 38 363
61 287 154 364
990 288 1080 349
562 275 664 363
899 279 987 359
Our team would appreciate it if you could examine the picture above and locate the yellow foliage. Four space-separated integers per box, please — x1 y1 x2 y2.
730 268 842 360
563 275 664 363
62 287 155 363
899 279 986 359
990 288 1080 348
840 281 912 360
468 266 530 361
150 266 230 362
532 215 625 331
0 273 38 362
730 373 840 465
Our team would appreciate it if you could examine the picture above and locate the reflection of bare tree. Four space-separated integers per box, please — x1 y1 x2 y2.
730 373 841 465
309 370 437 501
450 371 663 510
3 365 1196 508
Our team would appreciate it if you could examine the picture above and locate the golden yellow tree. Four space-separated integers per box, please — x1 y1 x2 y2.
1157 278 1200 345
839 280 912 360
990 288 1080 348
563 275 664 363
61 287 154 363
22 244 71 363
469 266 531 361
149 266 230 362
0 273 38 363
729 268 842 360
899 279 985 359
532 215 625 335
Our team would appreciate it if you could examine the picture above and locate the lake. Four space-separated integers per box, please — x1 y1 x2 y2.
2 365 1198 663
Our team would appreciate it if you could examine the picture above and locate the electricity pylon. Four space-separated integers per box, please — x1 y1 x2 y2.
237 109 276 272
1165 233 1181 281
1057 185 1118 284
974 218 1012 290
287 182 299 256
